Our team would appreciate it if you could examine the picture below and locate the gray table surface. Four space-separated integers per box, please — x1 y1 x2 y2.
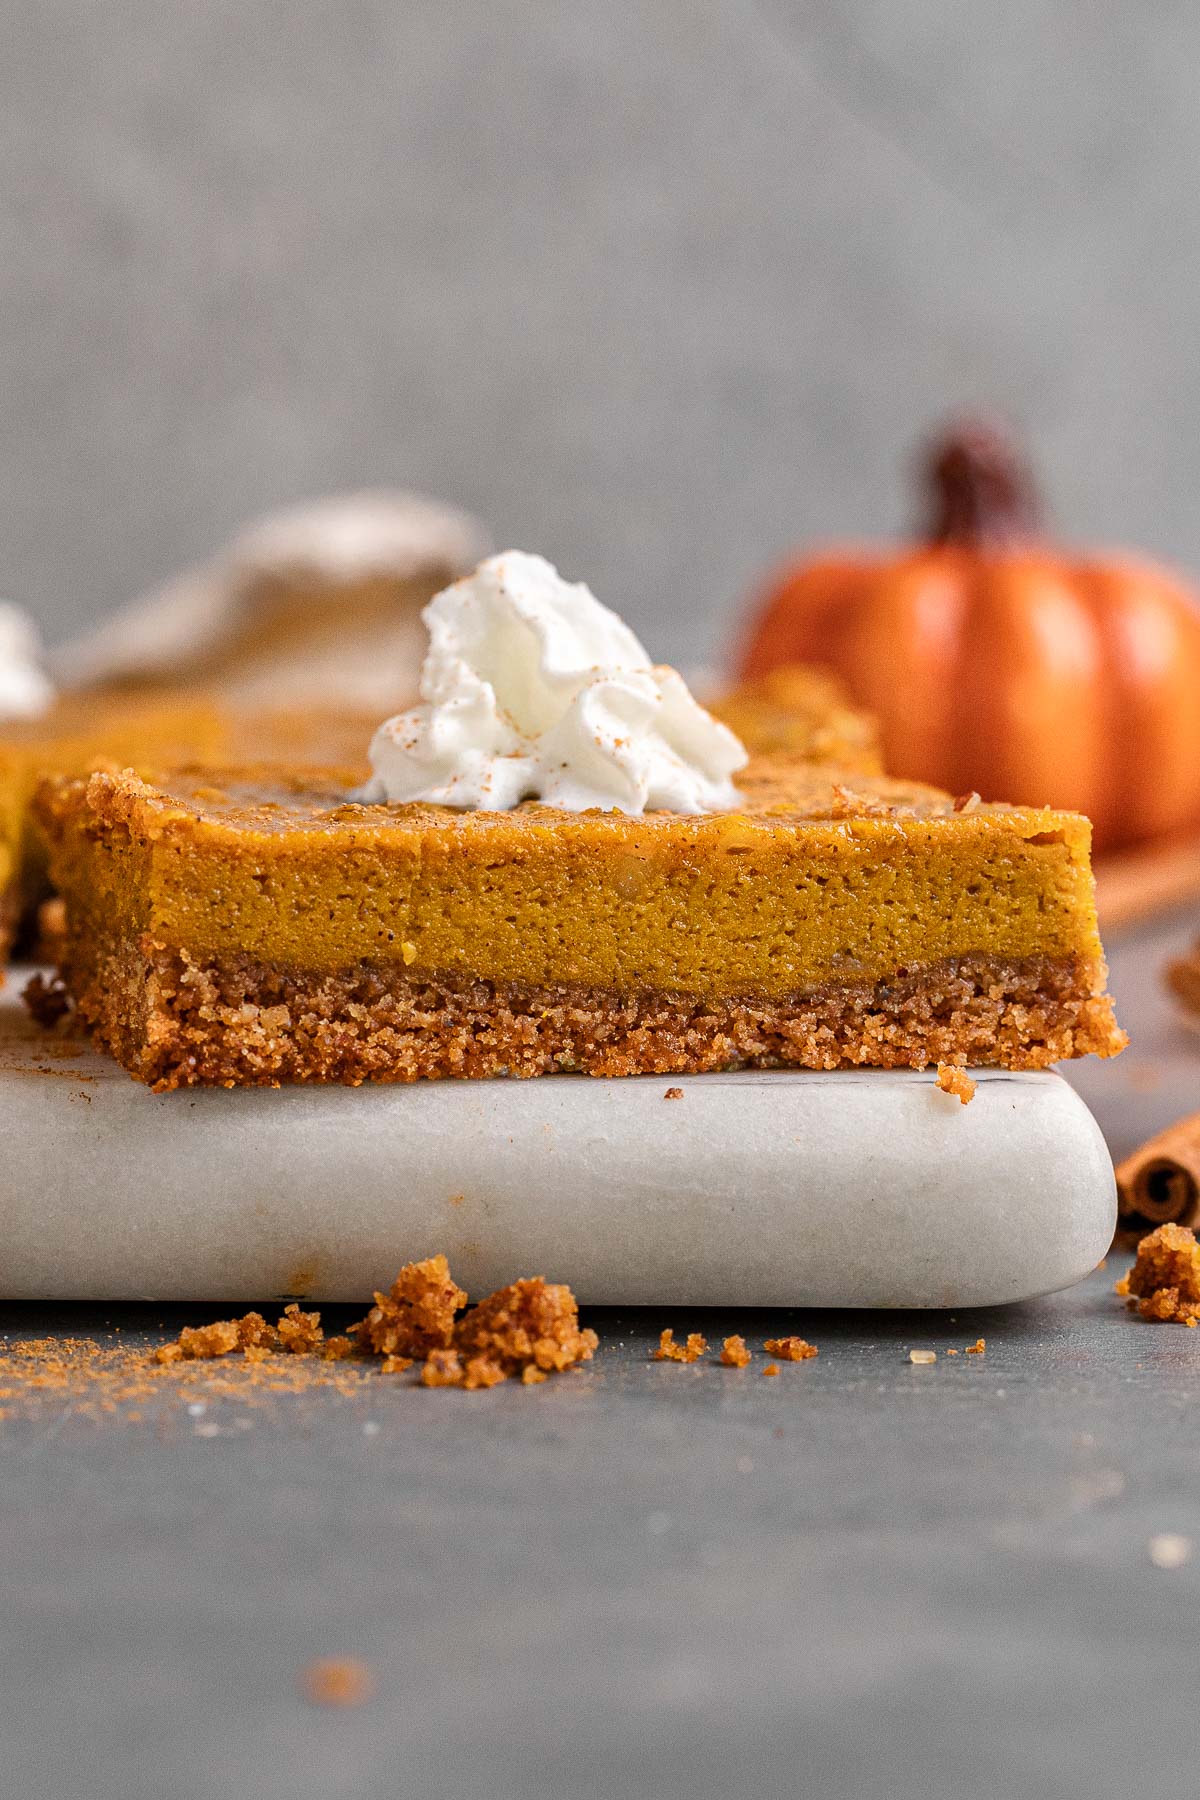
3 906 1199 1800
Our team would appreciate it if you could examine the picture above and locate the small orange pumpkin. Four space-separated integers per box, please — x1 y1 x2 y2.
738 422 1200 850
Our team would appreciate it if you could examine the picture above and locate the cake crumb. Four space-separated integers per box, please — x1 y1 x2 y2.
1116 1223 1200 1323
654 1329 707 1364
353 1254 467 1359
762 1363 780 1377
276 1303 323 1354
7 1256 594 1411
461 1356 507 1390
421 1348 464 1388
452 1276 597 1379
664 1086 684 1100
413 1275 596 1389
299 1657 375 1708
936 1064 976 1105
720 1335 751 1368
966 1337 986 1355
763 1336 817 1362
909 1349 937 1365
156 1310 283 1364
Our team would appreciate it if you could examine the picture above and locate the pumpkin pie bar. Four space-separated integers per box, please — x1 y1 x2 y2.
33 759 1124 1091
0 693 229 959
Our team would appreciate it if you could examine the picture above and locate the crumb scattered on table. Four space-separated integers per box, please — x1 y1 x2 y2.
276 1303 323 1354
299 1657 375 1707
720 1335 751 1368
936 1064 976 1105
421 1348 464 1388
105 1255 597 1404
762 1363 780 1377
448 1276 597 1387
909 1349 937 1365
1116 1223 1200 1323
654 1329 707 1364
663 1086 684 1100
763 1336 817 1362
156 1308 297 1364
0 1331 376 1422
966 1337 985 1355
353 1253 467 1359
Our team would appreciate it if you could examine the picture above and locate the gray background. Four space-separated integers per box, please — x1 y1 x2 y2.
5 2 1200 665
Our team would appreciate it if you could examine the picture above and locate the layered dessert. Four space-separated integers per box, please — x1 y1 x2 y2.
33 553 1124 1090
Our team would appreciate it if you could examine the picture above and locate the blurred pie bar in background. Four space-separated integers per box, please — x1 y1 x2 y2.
53 490 490 716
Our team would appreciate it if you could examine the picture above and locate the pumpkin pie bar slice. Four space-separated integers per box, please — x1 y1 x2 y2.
33 759 1124 1091
0 693 230 960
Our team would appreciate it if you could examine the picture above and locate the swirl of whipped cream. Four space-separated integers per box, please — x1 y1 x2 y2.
0 602 53 719
358 552 747 814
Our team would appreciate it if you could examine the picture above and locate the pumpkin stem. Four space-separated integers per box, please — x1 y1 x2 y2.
922 421 1042 547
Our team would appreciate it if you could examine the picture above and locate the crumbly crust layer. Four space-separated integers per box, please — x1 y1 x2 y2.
37 938 1125 1091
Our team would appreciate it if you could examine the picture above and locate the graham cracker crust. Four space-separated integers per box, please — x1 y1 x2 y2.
35 938 1125 1091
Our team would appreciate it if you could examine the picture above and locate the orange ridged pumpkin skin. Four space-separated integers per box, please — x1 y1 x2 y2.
739 428 1200 852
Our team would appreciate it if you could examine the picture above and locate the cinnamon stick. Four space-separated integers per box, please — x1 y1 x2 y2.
1116 1112 1200 1237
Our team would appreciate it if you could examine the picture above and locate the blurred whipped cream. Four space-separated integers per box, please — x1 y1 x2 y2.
0 603 53 719
53 492 490 710
358 551 747 814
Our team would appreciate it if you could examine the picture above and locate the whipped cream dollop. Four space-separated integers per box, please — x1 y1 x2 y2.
358 552 747 814
0 602 53 718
